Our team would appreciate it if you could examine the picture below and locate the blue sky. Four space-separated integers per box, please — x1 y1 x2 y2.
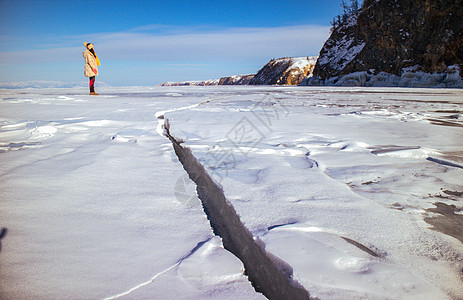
0 0 343 86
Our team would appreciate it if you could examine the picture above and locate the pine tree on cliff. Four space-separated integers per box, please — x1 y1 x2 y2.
331 0 363 29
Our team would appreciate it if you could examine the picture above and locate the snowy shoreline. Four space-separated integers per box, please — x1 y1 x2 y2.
1 86 462 299
300 65 463 88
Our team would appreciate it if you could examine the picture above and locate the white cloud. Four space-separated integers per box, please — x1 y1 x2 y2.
1 24 329 65
100 24 329 62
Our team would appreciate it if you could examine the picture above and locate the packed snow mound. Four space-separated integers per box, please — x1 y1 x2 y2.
300 65 463 88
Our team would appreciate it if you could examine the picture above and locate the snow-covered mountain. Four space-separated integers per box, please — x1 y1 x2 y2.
159 57 317 86
301 0 463 88
158 79 220 87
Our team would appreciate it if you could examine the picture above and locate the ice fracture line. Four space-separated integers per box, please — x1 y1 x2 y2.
102 262 180 300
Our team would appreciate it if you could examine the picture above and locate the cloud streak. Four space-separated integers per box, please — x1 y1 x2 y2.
1 24 329 64
106 25 329 61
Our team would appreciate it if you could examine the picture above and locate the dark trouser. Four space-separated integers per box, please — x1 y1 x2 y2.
89 76 95 93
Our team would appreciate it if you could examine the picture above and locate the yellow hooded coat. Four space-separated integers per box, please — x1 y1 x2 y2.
83 49 98 77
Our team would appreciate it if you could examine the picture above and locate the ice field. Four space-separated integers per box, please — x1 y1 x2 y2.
0 86 462 299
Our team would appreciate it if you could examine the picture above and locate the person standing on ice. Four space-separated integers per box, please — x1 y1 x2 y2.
83 42 100 95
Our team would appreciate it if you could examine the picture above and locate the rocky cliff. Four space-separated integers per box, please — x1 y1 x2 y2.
159 57 317 86
218 74 255 85
250 57 317 85
303 0 463 87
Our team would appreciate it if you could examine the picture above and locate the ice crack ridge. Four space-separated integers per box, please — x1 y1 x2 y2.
163 118 310 300
426 157 463 169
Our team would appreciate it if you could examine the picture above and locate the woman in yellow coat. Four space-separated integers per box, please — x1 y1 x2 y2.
83 42 100 95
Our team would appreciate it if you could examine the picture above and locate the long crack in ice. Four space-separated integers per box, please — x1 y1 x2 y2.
163 118 310 299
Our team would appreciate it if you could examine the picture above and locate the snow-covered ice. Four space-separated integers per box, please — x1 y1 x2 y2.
302 65 463 88
1 86 462 299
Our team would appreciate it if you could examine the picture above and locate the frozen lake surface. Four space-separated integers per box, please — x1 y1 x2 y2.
1 86 462 299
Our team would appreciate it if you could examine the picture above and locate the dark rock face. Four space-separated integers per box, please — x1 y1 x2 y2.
314 14 366 81
313 0 463 81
